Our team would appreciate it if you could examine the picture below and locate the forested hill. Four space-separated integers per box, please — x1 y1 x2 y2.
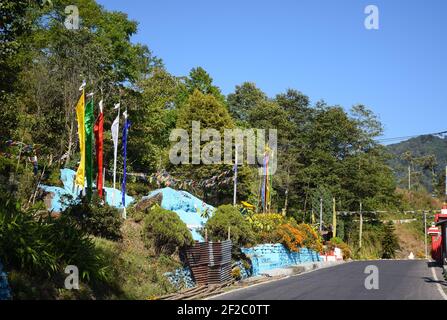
386 135 447 192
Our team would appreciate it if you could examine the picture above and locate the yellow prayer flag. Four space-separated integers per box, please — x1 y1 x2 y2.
75 90 85 188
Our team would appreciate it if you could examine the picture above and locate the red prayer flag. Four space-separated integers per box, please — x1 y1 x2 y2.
94 111 104 198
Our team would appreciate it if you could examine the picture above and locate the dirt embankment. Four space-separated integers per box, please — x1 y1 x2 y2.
394 222 426 259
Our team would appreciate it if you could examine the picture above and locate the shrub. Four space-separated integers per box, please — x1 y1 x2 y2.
0 198 108 282
143 205 193 255
246 213 284 233
326 237 352 260
276 224 305 252
46 168 64 187
204 204 255 246
296 223 323 253
64 196 123 241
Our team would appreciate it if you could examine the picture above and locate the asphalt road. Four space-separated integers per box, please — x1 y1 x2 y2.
212 260 446 300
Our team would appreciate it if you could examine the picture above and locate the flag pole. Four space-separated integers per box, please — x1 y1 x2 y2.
121 109 129 219
233 144 238 206
112 102 120 205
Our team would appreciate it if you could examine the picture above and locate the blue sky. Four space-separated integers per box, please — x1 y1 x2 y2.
97 0 446 142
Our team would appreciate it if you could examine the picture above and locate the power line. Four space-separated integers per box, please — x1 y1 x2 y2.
376 130 447 143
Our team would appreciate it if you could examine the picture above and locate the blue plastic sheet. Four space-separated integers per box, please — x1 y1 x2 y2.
144 187 215 241
40 168 134 212
0 261 12 300
164 267 195 289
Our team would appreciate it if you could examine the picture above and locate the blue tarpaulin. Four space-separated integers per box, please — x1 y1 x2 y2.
0 261 12 300
40 168 134 212
144 187 215 241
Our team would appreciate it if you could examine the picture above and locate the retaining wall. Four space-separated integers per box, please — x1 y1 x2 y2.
242 244 321 276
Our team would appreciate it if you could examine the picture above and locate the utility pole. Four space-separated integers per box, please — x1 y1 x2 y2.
319 198 323 232
424 210 428 259
332 197 337 238
359 201 363 249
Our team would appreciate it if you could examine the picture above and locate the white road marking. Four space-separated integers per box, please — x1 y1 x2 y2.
429 261 447 300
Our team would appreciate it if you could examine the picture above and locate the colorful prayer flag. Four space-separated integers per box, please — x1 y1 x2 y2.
121 111 131 207
85 96 94 201
111 106 120 197
94 100 104 198
75 90 86 188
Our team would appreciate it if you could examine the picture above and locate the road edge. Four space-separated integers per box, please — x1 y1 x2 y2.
206 260 349 300
428 260 447 300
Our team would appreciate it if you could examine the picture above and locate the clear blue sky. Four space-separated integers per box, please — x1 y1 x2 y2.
97 0 446 142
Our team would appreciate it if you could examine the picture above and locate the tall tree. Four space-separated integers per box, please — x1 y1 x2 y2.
184 67 225 103
173 90 235 204
128 68 185 173
227 82 267 123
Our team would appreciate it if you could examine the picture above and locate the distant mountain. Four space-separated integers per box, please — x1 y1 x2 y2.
386 135 447 192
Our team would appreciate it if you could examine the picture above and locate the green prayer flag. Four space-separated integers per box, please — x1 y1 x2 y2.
85 97 94 201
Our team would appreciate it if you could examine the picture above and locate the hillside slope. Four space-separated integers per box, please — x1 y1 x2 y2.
387 135 447 192
394 221 426 259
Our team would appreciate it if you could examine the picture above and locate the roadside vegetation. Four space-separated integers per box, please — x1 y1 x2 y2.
0 0 441 299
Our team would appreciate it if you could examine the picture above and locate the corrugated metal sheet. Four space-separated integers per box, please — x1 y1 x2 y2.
185 240 232 286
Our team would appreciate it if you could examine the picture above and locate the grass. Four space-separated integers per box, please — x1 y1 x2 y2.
8 218 182 300
92 219 182 299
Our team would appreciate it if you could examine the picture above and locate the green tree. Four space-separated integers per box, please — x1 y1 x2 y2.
185 67 225 103
0 0 159 166
174 90 235 204
204 204 255 245
129 68 186 173
227 82 267 123
381 221 400 259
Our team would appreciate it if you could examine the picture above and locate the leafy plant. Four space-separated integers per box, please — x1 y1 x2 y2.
63 196 123 241
296 223 323 252
143 205 193 255
204 204 255 246
247 213 285 233
0 198 108 282
276 224 305 252
326 237 352 260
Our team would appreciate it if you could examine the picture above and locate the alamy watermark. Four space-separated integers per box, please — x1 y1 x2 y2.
169 121 278 175
64 5 79 30
364 5 379 30
64 265 79 290
364 265 379 290
39 1 79 30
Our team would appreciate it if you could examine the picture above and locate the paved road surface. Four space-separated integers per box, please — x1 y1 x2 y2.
213 260 446 300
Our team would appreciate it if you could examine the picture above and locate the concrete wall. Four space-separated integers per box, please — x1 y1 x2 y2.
242 244 321 276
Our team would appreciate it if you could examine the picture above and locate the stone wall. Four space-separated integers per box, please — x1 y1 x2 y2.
242 244 321 276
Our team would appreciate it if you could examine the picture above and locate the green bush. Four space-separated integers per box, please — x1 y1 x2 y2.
0 198 108 282
326 237 352 260
64 196 123 241
143 205 193 255
204 204 255 246
246 213 284 233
